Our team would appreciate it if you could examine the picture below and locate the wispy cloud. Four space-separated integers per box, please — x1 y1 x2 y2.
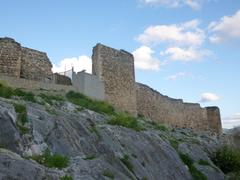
132 46 161 71
167 72 187 80
200 92 220 102
208 10 240 43
161 47 211 62
136 19 212 62
141 0 204 10
137 19 205 47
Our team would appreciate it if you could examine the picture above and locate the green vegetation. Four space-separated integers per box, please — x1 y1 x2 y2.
179 153 207 180
120 154 134 173
32 150 69 169
13 88 35 102
66 91 115 115
149 121 169 131
198 159 210 166
60 175 73 180
89 125 101 138
0 82 36 102
14 104 28 125
102 170 115 179
169 137 182 150
212 146 240 174
14 103 29 134
83 155 96 160
39 93 64 105
0 82 14 98
108 112 143 131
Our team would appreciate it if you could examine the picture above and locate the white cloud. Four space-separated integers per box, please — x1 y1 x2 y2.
200 92 220 102
52 55 92 74
167 72 187 80
132 46 161 71
142 0 204 9
137 20 205 47
162 47 211 61
222 113 240 129
209 10 240 43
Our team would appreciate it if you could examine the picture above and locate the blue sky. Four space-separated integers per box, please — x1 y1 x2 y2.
1 0 240 128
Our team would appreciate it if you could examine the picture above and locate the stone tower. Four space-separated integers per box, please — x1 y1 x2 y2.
0 37 22 77
206 107 222 134
92 44 137 115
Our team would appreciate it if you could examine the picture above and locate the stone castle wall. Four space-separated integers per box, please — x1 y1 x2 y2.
21 47 52 81
0 38 21 77
136 83 221 132
92 44 137 115
206 107 222 134
0 37 52 81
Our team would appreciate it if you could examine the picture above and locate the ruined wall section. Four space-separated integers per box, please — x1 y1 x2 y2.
136 83 213 131
92 44 137 115
0 38 21 77
21 47 52 81
206 107 222 134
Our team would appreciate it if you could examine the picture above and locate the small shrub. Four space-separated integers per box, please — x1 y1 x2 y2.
13 88 35 102
32 150 69 169
0 82 13 98
108 113 143 131
14 104 28 125
102 170 114 179
169 138 181 150
14 104 29 134
120 154 134 173
198 159 210 166
179 153 207 180
39 93 64 105
150 121 169 131
83 155 96 160
66 91 115 115
60 175 73 180
212 146 240 174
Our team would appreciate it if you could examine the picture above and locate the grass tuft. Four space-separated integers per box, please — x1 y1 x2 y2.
120 154 134 173
179 153 207 180
108 112 143 131
102 170 114 179
60 175 73 180
66 91 115 115
32 150 69 169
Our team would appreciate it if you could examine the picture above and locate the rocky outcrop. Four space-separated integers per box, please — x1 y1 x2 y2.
0 95 226 180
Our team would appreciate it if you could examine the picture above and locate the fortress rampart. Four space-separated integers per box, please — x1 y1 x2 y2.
92 44 222 133
136 83 221 132
0 37 52 81
0 37 222 133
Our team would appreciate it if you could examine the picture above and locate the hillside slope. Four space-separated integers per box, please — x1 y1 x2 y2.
0 85 236 180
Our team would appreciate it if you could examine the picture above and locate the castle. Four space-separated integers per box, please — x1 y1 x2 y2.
0 37 222 134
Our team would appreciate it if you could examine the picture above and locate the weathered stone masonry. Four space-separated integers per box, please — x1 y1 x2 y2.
0 38 21 77
0 37 222 133
92 44 222 133
136 83 221 133
92 44 137 115
0 37 52 81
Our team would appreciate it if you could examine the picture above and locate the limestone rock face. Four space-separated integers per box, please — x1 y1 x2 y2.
0 149 61 180
0 100 23 154
0 98 227 180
